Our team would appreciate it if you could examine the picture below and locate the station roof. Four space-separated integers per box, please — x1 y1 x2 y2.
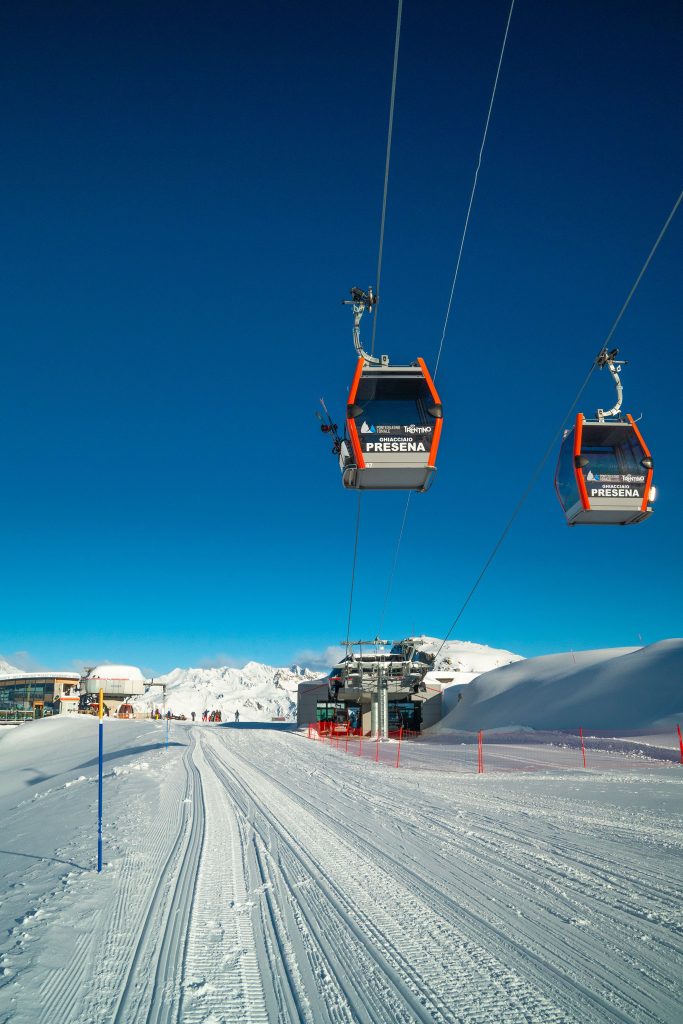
86 665 145 682
0 672 82 683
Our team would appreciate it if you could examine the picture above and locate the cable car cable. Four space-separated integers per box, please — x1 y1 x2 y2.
433 0 516 380
378 489 411 638
373 0 516 637
370 0 403 358
432 186 683 660
344 494 363 655
602 188 682 353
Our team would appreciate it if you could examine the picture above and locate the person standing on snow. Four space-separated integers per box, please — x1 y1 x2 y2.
191 711 196 722
234 709 240 723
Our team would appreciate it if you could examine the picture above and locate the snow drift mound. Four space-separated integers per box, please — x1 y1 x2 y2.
133 662 324 723
435 639 683 733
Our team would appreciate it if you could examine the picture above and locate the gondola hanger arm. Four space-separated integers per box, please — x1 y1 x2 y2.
596 346 626 421
342 287 388 366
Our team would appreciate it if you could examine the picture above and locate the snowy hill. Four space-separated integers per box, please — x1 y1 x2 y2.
132 662 324 722
409 636 523 712
435 639 683 733
413 635 524 675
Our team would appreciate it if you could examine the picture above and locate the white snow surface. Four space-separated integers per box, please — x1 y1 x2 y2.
86 663 146 681
437 638 683 733
1 716 682 1023
412 633 524 675
132 661 324 721
411 635 523 711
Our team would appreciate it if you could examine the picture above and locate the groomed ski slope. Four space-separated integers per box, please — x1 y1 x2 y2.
1 719 682 1023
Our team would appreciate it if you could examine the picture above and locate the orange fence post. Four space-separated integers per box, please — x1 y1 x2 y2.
375 731 380 763
345 724 349 753
395 726 403 768
677 724 683 764
580 726 587 769
358 731 363 757
477 730 484 774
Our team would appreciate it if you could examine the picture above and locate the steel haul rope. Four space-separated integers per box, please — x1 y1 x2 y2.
370 0 403 358
434 0 516 380
344 1 403 648
433 187 683 660
344 493 362 654
376 0 516 637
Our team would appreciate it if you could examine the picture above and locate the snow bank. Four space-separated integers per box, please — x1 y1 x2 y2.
435 639 683 733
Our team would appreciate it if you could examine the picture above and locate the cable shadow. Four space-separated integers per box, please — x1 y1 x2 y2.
0 848 89 872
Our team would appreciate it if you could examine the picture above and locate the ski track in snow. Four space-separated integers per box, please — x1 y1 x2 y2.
1 721 682 1023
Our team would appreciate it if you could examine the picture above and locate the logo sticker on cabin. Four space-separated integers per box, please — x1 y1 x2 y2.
361 424 434 453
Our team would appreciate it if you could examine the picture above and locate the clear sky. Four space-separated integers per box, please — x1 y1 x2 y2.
1 0 681 675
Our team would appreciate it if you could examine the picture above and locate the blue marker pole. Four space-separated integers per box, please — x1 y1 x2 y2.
166 714 169 751
97 687 104 873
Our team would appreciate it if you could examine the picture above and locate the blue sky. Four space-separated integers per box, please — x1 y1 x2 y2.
1 0 681 674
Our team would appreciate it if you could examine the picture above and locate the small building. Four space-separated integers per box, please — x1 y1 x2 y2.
297 679 331 727
0 673 82 721
297 642 443 735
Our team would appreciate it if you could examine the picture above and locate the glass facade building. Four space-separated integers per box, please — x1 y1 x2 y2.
0 674 82 721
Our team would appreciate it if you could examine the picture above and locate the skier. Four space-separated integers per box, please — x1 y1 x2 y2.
191 711 196 723
234 709 240 724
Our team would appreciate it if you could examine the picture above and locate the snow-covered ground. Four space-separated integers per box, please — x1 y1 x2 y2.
437 639 683 732
1 716 682 1023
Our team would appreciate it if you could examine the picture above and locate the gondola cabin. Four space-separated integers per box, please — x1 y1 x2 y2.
339 358 443 491
555 413 654 525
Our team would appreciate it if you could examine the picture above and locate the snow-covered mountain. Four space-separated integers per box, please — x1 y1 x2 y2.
129 639 522 723
0 656 22 676
132 662 324 722
436 639 683 733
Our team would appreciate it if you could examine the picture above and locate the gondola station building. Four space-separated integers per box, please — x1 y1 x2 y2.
0 672 82 720
0 664 147 722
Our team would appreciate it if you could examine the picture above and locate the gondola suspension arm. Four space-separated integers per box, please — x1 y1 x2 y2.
342 287 387 365
596 347 626 421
